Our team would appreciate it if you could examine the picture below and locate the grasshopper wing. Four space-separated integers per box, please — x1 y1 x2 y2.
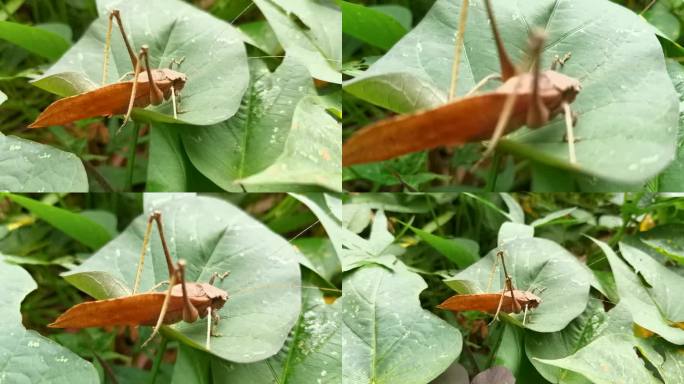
29 81 151 128
48 292 185 328
343 93 531 166
438 290 539 314
437 293 507 314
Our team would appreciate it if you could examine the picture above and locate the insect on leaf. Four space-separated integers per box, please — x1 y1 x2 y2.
63 195 302 363
344 0 678 184
32 0 249 126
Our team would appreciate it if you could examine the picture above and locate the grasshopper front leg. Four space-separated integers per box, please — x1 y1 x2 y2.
141 264 178 348
122 45 164 129
141 260 199 348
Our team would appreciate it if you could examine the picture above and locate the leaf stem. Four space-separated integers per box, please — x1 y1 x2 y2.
125 122 141 191
148 336 168 384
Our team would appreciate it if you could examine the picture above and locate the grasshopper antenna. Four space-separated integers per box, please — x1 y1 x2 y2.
484 0 517 81
448 0 470 100
103 10 139 86
132 211 175 294
132 212 157 294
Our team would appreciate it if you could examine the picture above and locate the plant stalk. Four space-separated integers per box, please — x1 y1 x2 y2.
125 122 141 191
148 336 168 384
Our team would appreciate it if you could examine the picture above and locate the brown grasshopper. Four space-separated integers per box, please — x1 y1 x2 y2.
49 211 228 349
438 251 542 324
342 0 582 168
29 10 187 130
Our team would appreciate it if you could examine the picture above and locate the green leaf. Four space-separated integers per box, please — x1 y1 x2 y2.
344 0 679 185
291 193 343 260
0 134 88 192
147 124 190 191
0 257 98 383
491 323 525 375
536 334 661 384
206 275 341 383
0 20 70 60
340 209 401 271
594 238 684 344
344 193 434 214
640 223 684 264
342 262 462 383
443 238 592 333
525 298 612 383
658 60 684 191
238 20 281 56
32 0 249 126
239 95 342 191
172 344 211 384
64 195 302 363
172 273 340 383
292 237 340 286
645 2 680 41
408 224 479 268
530 208 577 227
341 1 408 51
182 57 317 191
501 193 524 223
660 345 684 384
619 242 684 322
372 5 412 31
4 194 111 250
253 0 341 83
498 222 534 243
0 0 24 21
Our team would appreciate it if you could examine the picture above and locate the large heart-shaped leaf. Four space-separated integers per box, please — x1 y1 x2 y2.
443 237 592 333
342 262 462 384
0 257 98 384
64 195 301 363
175 274 341 383
181 56 323 191
0 134 88 192
595 239 684 344
254 0 341 83
32 0 249 126
344 0 678 184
